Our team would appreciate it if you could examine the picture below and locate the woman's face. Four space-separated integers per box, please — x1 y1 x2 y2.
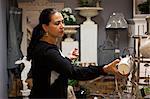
45 12 64 38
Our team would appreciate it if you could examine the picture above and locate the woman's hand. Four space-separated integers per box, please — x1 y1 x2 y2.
68 48 79 60
103 59 121 76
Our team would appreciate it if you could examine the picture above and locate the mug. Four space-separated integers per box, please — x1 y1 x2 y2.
117 55 133 75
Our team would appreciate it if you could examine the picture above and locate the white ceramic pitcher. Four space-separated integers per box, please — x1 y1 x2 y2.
117 55 133 75
140 36 150 58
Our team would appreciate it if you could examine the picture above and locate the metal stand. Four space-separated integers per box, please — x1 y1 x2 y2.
132 35 150 98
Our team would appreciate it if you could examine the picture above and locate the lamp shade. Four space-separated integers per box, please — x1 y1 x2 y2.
106 12 128 29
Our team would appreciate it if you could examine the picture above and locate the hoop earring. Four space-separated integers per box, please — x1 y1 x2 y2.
45 32 48 36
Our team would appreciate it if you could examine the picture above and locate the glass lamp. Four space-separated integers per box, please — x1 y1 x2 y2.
106 12 128 29
106 12 128 58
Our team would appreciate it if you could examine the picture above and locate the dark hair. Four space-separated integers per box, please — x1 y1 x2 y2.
27 8 58 60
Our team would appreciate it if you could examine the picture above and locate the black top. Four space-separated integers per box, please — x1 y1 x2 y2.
30 41 106 98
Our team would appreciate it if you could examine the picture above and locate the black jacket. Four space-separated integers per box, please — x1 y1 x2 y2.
30 41 106 98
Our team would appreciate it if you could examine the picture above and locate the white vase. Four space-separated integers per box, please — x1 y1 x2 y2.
75 7 103 24
64 25 79 41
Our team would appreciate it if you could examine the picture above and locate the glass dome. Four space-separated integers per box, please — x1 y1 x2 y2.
106 12 128 29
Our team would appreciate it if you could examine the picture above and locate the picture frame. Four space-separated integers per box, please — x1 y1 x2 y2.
133 0 150 18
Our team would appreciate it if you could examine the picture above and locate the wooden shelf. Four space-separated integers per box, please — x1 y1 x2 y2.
134 58 150 63
132 35 148 38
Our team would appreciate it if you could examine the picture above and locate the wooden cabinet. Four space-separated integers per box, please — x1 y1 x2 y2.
79 76 116 98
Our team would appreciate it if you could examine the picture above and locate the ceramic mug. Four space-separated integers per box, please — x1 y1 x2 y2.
140 36 150 58
117 55 133 75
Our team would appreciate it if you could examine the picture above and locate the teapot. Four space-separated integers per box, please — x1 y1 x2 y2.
140 36 150 58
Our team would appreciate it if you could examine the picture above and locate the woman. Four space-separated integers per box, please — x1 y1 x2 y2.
27 8 120 98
